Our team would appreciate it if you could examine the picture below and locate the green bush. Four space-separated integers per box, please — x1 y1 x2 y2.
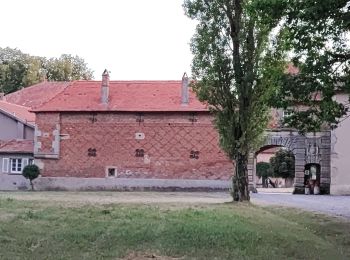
256 162 272 178
22 164 40 190
269 150 295 178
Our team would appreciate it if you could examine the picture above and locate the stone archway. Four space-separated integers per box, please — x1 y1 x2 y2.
248 130 331 194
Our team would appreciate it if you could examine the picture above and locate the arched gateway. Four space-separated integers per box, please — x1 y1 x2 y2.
248 130 331 194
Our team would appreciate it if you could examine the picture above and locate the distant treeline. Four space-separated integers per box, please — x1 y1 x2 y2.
0 47 94 94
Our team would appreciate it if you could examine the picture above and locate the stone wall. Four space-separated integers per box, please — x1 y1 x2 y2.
249 130 331 194
35 112 233 180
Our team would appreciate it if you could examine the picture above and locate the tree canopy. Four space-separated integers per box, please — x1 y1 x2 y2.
22 164 40 190
269 150 295 179
256 162 271 179
256 0 350 133
184 0 286 200
184 0 350 201
0 47 94 94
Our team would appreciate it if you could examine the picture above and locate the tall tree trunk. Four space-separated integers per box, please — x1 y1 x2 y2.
234 153 250 201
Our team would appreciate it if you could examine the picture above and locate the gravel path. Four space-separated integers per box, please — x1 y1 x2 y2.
251 192 350 219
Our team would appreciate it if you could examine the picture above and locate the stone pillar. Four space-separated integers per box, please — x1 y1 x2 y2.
248 152 257 193
320 132 331 194
293 136 306 194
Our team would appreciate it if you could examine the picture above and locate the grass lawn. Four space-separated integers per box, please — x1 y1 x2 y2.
0 193 349 260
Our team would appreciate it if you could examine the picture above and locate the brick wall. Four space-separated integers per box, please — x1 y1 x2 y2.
35 113 60 156
35 112 233 180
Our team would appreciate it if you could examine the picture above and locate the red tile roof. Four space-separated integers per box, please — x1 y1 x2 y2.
0 100 35 126
0 139 33 154
33 81 208 112
4 81 70 109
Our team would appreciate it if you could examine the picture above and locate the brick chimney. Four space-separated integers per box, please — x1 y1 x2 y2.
101 69 109 104
181 72 189 105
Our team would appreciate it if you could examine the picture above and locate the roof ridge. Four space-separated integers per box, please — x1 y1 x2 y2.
30 82 73 111
74 80 182 83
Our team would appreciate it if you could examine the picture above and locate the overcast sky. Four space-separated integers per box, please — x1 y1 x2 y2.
0 0 197 80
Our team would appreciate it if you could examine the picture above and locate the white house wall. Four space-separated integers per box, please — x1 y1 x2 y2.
331 94 350 195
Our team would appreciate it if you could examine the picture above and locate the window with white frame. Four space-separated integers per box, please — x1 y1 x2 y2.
29 159 34 165
282 110 293 118
10 158 22 174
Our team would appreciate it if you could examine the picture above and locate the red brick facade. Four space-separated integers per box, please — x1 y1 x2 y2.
35 111 233 180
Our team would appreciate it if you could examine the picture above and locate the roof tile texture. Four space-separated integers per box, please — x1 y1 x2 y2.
4 81 70 108
0 100 35 125
33 81 208 112
0 139 33 154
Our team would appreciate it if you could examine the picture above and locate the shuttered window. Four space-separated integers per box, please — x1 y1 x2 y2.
2 158 9 173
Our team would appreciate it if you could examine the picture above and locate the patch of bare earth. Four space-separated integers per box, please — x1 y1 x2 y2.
121 252 184 260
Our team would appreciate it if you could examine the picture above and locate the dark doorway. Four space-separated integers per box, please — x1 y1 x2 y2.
304 163 321 194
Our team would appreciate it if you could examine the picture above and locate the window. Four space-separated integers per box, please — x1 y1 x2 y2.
10 158 22 174
106 166 117 177
190 150 200 159
107 168 116 177
282 110 293 118
135 149 144 157
189 113 198 123
88 148 97 157
28 159 34 165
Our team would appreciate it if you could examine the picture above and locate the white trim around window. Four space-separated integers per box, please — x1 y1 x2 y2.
10 158 23 174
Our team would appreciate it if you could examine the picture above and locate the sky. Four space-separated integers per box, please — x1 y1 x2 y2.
0 0 197 80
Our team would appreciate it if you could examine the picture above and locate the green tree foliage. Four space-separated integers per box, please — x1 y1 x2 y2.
256 162 271 178
184 0 350 201
184 0 284 201
0 47 44 93
0 47 94 94
255 0 350 133
22 164 40 190
256 161 272 188
269 150 295 179
46 54 94 81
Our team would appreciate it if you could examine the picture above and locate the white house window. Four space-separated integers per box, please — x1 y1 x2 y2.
282 110 293 118
10 158 22 174
29 159 34 165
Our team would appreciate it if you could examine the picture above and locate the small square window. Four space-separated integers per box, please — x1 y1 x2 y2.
88 148 97 157
282 110 293 118
190 150 199 159
107 168 116 177
135 149 144 157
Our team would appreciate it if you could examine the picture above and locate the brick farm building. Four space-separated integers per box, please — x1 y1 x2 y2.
29 71 233 190
3 69 350 195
